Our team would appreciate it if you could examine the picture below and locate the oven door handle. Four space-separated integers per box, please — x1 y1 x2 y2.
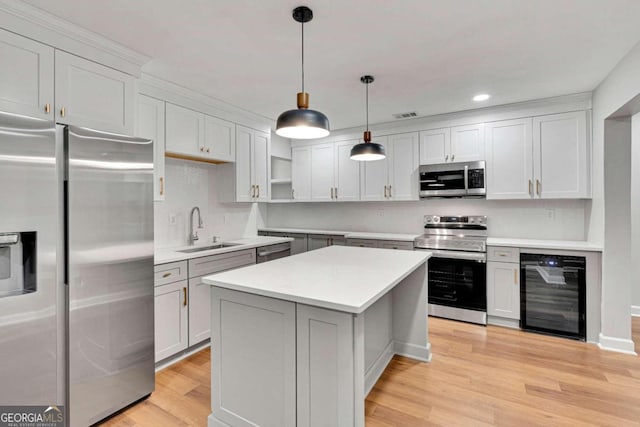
418 248 486 262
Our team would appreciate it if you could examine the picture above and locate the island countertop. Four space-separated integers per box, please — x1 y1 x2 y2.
203 245 431 314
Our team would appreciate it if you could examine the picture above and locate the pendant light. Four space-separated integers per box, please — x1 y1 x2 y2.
350 75 385 161
276 6 330 140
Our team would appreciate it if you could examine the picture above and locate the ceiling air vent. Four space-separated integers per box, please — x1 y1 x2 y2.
392 111 418 119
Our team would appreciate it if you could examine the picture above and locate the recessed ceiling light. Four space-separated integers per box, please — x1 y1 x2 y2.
473 94 490 102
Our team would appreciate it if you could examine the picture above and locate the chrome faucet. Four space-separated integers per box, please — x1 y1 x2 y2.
189 206 203 245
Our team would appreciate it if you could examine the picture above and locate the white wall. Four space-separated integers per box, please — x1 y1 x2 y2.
154 158 264 248
266 199 587 240
589 40 640 351
632 113 640 314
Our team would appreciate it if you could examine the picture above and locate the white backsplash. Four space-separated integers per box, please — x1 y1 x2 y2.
154 158 264 249
266 198 588 241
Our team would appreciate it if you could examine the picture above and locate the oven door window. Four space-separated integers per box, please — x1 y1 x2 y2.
419 169 465 193
428 257 486 311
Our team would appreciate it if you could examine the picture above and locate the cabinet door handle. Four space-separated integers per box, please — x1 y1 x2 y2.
162 272 171 278
445 154 449 162
292 188 295 199
256 185 260 198
200 147 204 152
330 187 334 199
384 185 388 198
206 148 210 153
451 154 455 161
388 185 392 198
514 269 518 285
335 187 338 199
160 177 164 196
251 185 255 198
536 179 541 196
60 107 66 118
528 179 532 196
183 287 188 306
44 103 51 114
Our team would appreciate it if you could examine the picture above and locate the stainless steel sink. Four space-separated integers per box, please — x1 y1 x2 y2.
177 243 241 253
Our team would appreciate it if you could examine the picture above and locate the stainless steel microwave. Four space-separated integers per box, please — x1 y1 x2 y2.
419 161 486 198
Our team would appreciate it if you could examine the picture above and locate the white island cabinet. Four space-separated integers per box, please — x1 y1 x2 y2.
203 246 431 427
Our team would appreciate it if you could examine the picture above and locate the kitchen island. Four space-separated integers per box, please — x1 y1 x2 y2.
203 245 431 427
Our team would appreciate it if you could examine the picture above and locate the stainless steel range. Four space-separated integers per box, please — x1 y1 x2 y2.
414 215 488 325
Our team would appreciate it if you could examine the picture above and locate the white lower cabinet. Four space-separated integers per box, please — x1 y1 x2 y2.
154 249 256 363
211 288 296 427
154 280 189 362
487 246 521 325
296 304 354 427
188 276 212 345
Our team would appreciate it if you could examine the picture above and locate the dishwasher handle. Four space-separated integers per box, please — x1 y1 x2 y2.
257 246 290 257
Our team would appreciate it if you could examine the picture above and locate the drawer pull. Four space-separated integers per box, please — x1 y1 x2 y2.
514 269 518 285
162 272 171 278
183 287 188 306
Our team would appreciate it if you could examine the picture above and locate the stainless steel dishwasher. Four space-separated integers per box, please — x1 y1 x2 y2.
256 242 292 263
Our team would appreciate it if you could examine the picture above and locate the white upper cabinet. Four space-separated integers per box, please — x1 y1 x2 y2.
361 133 419 201
450 123 485 163
204 115 236 162
485 118 533 199
419 125 483 164
136 95 166 201
311 143 335 201
486 111 590 200
165 103 202 156
388 132 419 200
291 146 311 201
165 102 236 163
233 125 270 202
534 111 589 199
292 140 361 202
0 29 54 119
419 128 450 165
55 50 134 134
253 130 270 202
360 136 389 201
333 140 360 201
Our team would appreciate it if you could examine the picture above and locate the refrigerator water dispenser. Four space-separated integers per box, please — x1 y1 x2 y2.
0 232 36 297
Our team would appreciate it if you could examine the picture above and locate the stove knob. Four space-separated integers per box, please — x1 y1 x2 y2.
425 217 432 223
433 216 440 223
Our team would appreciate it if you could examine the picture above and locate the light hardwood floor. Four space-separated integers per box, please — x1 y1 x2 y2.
102 317 640 427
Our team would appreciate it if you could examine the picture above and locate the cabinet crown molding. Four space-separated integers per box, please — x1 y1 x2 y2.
0 0 150 75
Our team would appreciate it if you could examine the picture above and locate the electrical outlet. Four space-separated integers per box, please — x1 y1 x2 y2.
545 209 555 220
169 214 177 225
223 213 230 223
377 209 385 218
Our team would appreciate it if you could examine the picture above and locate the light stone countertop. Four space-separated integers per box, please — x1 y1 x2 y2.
155 236 293 264
203 245 431 314
487 237 602 252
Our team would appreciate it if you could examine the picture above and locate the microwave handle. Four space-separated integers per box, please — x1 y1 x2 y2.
464 165 469 193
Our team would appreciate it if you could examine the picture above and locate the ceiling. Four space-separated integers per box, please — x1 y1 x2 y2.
22 0 640 130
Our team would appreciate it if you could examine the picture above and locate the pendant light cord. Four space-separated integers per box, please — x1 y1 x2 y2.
301 20 305 93
366 81 369 132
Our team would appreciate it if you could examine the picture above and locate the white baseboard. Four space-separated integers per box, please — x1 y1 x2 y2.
394 341 432 363
155 340 210 372
487 316 520 329
631 305 640 317
364 341 395 397
598 333 637 355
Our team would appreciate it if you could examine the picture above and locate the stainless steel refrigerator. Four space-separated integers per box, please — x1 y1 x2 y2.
0 111 155 426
